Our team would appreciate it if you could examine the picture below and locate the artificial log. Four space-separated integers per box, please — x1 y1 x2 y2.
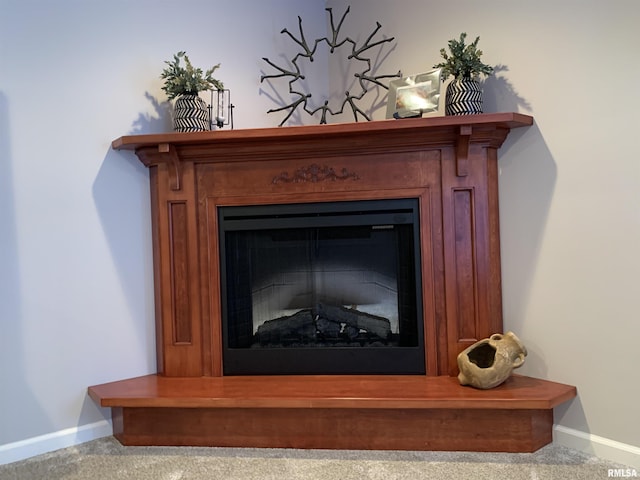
255 304 392 345
316 303 392 339
255 309 315 344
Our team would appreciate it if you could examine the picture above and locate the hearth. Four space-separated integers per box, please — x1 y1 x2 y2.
218 198 424 375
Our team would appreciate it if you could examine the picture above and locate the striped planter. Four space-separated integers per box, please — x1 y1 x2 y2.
173 94 210 132
445 78 483 116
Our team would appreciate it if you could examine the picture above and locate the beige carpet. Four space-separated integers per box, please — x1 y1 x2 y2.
0 436 628 479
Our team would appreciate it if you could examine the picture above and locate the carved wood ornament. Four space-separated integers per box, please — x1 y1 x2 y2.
273 163 359 184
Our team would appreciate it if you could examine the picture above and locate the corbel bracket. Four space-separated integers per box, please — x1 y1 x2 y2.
456 125 472 177
158 143 182 191
135 143 183 191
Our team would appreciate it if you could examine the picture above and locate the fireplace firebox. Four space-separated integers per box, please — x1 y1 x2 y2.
219 199 424 375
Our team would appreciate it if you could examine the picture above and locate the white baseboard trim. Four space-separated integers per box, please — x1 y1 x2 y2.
0 420 113 465
554 424 640 470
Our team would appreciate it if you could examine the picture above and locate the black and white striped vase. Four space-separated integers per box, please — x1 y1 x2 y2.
445 78 483 116
173 94 210 132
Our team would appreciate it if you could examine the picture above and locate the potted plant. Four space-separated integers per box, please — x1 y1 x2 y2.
161 51 223 132
433 33 494 116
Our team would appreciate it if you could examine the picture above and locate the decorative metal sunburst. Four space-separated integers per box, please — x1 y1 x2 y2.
261 6 400 126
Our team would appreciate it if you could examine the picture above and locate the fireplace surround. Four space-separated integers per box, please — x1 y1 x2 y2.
89 113 576 452
113 113 526 378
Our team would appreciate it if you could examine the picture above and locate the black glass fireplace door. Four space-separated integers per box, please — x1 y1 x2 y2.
219 199 425 375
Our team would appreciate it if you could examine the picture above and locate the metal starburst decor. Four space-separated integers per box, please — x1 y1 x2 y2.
261 6 400 126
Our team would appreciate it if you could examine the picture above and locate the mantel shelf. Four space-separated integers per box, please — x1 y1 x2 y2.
112 112 533 152
113 112 533 190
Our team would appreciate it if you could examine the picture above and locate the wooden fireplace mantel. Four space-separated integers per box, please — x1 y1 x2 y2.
91 112 577 452
112 112 532 191
111 112 535 378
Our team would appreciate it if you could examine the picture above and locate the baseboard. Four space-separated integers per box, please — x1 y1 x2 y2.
0 420 113 465
554 424 640 470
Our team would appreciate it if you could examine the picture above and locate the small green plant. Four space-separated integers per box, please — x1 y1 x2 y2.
433 33 494 81
160 51 223 100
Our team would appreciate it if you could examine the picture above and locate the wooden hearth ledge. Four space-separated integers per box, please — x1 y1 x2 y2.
90 374 575 452
92 113 576 452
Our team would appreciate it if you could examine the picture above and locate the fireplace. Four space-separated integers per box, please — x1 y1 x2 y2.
88 114 576 453
106 114 536 378
218 198 424 375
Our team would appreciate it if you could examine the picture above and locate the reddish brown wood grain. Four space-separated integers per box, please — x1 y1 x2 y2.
111 406 553 452
112 113 533 152
89 374 575 452
90 374 575 410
